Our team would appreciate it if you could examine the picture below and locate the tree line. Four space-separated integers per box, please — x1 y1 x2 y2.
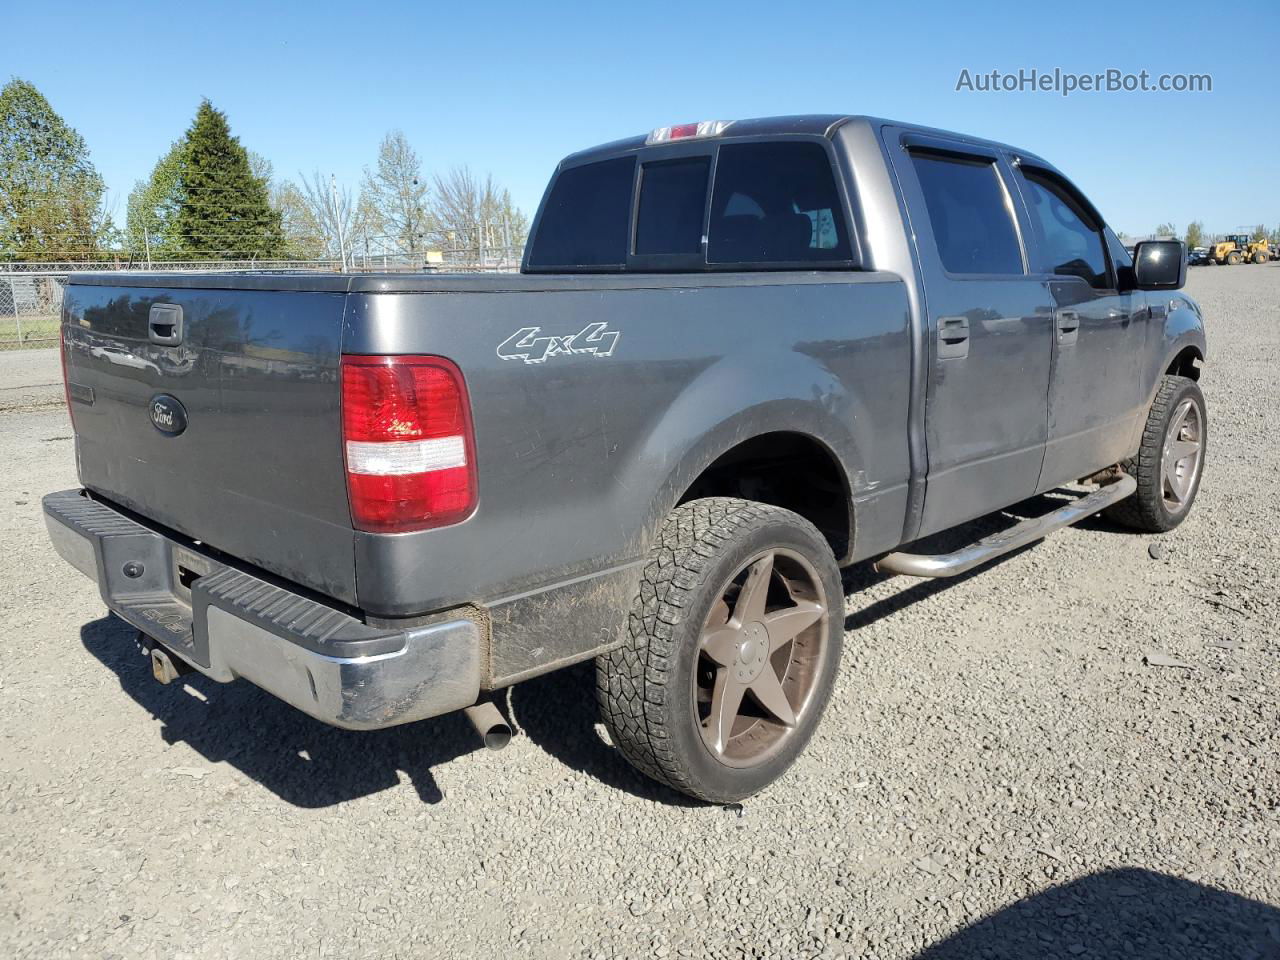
0 77 528 263
1153 221 1278 249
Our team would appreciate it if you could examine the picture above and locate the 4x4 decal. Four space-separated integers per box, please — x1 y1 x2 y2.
497 322 619 364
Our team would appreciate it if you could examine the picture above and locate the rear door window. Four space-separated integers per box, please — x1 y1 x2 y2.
909 151 1024 275
635 157 710 256
707 142 851 264
526 157 635 268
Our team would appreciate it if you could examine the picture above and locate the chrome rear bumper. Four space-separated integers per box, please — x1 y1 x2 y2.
43 489 482 730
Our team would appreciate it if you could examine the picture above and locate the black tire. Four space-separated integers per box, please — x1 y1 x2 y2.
596 497 843 803
1253 251 1268 265
1227 252 1242 265
1104 375 1207 532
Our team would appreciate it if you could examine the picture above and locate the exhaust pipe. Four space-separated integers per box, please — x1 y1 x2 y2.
463 701 512 751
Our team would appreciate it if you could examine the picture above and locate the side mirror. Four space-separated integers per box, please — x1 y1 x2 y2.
1133 240 1186 290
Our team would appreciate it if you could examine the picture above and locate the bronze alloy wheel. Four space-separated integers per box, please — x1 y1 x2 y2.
1104 374 1207 533
1161 397 1204 515
598 497 843 802
692 548 830 768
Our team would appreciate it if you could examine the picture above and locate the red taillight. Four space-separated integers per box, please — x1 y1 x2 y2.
340 355 477 533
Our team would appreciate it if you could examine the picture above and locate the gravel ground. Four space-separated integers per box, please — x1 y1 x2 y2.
1 266 1277 960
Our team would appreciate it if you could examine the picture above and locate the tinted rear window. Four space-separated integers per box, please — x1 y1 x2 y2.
909 152 1023 275
526 157 635 268
635 158 710 256
708 142 851 264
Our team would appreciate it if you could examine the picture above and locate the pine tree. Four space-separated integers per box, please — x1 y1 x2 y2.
173 101 284 259
0 78 113 261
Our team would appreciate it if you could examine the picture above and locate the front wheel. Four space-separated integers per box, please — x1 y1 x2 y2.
1104 375 1207 532
597 498 843 803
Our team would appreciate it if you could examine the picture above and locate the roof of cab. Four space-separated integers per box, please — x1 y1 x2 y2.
558 114 1047 169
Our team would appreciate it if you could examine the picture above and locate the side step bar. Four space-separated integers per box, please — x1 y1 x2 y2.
875 475 1137 579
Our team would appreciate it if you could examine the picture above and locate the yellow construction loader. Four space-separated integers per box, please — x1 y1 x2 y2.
1208 234 1270 265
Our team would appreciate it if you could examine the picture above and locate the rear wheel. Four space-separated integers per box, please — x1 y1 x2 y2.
597 498 842 803
1104 375 1207 532
1227 252 1242 265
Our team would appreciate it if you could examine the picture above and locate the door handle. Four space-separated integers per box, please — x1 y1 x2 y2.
1056 309 1079 346
148 303 183 346
936 315 970 360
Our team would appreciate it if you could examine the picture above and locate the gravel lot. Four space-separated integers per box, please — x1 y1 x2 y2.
1 266 1277 960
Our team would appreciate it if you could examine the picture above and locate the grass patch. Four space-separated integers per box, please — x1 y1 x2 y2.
0 314 60 350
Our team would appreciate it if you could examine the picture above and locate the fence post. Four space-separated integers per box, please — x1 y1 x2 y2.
11 278 23 344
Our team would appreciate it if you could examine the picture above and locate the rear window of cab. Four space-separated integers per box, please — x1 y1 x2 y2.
525 141 853 271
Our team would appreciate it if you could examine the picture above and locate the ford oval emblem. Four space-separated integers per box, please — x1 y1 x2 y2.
149 394 188 436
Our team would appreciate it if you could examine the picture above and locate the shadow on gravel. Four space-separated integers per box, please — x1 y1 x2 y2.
80 615 481 808
844 488 1115 631
913 868 1280 960
510 660 702 807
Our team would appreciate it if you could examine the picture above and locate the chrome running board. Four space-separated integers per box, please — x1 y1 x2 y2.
874 475 1137 578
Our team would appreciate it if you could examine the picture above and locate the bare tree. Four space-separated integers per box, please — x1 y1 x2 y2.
362 131 431 255
429 166 528 260
270 179 326 259
289 170 357 263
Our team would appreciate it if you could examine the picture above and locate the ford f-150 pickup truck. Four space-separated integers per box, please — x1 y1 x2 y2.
45 115 1207 802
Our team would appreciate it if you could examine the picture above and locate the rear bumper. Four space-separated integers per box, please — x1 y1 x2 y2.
43 489 482 730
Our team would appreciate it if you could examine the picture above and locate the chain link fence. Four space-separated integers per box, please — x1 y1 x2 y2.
0 272 63 350
0 249 524 351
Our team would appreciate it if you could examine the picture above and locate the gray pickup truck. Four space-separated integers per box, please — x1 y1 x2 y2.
45 115 1207 802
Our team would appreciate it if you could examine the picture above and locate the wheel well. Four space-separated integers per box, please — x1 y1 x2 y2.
677 432 852 560
1166 346 1203 381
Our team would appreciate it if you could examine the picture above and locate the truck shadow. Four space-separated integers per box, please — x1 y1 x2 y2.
910 867 1279 959
80 615 479 808
509 661 704 807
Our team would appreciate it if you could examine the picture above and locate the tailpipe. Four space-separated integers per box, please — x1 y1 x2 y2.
463 701 512 751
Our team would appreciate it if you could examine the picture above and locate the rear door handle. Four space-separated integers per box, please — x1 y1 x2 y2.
1056 309 1079 346
148 303 183 346
936 315 970 360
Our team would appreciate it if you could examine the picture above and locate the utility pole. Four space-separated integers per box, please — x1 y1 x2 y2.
331 174 349 272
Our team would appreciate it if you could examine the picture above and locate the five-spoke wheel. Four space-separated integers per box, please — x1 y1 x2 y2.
1105 373 1208 532
598 498 843 803
694 549 829 767
1161 397 1204 514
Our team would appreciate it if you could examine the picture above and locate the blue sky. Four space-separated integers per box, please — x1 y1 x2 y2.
9 0 1277 238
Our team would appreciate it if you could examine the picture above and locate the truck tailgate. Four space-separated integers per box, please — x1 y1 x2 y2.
61 281 357 604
